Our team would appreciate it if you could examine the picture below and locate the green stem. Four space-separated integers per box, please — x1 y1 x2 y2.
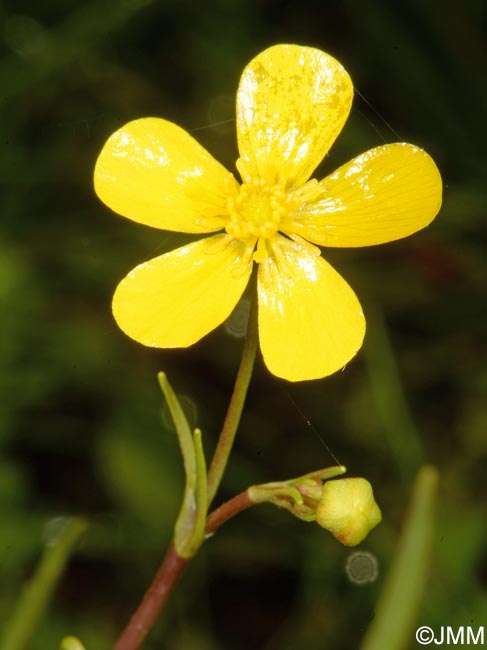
0 517 88 650
206 296 258 505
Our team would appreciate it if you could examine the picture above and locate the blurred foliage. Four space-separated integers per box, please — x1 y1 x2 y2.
0 0 485 648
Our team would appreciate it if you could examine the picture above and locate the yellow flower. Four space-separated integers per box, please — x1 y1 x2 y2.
94 44 442 381
316 477 382 546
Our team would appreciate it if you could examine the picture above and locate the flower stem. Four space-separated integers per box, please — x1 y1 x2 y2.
113 490 255 650
114 299 258 650
206 296 258 506
206 489 254 532
113 543 189 650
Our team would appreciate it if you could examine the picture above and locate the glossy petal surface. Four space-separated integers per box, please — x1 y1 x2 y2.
113 235 251 348
257 237 365 381
291 143 442 247
236 44 353 187
95 118 231 233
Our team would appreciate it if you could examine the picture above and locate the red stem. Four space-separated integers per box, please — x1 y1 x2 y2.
206 490 253 533
113 491 254 650
113 544 188 650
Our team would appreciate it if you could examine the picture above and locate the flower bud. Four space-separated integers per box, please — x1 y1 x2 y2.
60 637 86 650
316 478 381 546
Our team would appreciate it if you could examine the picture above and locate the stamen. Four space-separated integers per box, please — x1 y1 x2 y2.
287 178 323 208
235 157 252 183
286 233 321 257
221 169 326 271
269 237 293 277
223 173 291 242
253 237 269 263
231 239 257 277
195 210 227 230
223 173 240 196
205 234 235 255
280 178 326 239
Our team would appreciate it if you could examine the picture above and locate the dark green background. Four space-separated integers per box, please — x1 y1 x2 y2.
1 1 485 648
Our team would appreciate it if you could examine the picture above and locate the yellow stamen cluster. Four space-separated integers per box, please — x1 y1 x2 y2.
224 176 289 241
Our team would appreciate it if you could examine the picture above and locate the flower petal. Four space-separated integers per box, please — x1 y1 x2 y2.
236 44 353 187
113 235 252 347
290 143 442 247
94 118 232 233
257 237 365 381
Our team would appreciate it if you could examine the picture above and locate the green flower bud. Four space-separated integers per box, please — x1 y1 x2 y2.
60 637 86 650
316 478 381 546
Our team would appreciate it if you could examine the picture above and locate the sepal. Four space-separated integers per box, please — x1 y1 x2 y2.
248 465 347 522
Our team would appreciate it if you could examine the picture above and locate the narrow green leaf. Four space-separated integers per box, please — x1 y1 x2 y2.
360 465 439 650
158 371 195 484
1 517 88 650
174 429 208 558
158 374 208 558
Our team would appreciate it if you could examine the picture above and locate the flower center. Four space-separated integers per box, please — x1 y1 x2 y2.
224 177 289 240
